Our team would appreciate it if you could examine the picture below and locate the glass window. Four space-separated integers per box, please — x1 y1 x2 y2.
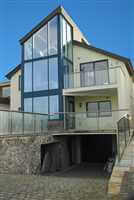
24 38 32 60
49 57 58 89
33 25 47 58
67 23 72 61
62 18 67 58
24 98 32 112
99 101 112 117
49 95 59 119
95 61 109 85
86 101 112 118
33 59 48 91
2 87 10 97
24 62 32 92
33 96 48 114
86 102 98 118
48 16 58 55
18 75 21 91
80 63 94 86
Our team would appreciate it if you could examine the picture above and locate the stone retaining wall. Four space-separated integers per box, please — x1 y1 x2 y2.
0 135 71 175
0 135 57 175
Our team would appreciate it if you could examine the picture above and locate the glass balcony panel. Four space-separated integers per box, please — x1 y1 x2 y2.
64 68 117 89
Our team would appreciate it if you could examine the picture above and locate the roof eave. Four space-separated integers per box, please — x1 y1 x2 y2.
73 40 134 76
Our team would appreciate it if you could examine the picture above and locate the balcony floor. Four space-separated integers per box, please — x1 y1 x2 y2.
51 129 117 136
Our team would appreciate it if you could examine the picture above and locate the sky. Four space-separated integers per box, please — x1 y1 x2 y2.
0 0 133 81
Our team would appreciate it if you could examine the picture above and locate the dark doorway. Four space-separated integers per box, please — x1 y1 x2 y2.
81 135 116 163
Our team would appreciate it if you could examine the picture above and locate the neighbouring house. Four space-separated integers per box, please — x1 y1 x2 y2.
6 64 21 111
3 6 134 169
0 81 10 110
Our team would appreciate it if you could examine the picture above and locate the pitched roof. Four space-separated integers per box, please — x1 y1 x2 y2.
73 40 134 76
19 6 88 45
5 64 21 80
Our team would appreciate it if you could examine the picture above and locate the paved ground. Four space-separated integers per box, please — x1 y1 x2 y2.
0 163 111 200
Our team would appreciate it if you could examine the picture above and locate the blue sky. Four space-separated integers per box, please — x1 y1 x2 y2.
0 0 133 81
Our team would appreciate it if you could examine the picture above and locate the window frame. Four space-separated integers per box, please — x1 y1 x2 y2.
86 100 112 118
80 59 109 86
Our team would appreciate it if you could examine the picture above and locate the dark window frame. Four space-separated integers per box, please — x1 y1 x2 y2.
86 100 112 118
80 59 109 86
18 75 21 91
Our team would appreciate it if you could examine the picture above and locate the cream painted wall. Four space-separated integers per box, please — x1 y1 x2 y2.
74 95 119 130
73 45 134 115
10 70 21 111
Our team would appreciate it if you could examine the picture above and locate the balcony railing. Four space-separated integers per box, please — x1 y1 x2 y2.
0 110 48 136
48 109 130 132
64 67 117 89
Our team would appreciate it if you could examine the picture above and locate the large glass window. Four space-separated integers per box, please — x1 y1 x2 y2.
62 18 67 58
86 101 112 118
61 17 72 61
33 25 47 58
24 62 32 92
33 96 48 114
49 95 59 119
49 57 58 89
24 98 32 112
67 23 72 61
33 59 48 91
48 16 58 55
80 60 109 86
24 38 32 60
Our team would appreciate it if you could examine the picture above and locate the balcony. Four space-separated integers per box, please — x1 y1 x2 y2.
63 67 118 95
48 109 131 135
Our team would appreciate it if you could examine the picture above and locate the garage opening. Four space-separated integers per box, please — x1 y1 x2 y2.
81 135 117 164
67 134 117 165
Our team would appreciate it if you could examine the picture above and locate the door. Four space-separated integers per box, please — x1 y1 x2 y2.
67 97 75 129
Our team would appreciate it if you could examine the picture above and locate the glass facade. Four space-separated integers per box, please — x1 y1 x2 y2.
50 95 59 119
48 16 58 55
24 98 32 112
22 14 73 118
24 62 32 92
33 25 48 58
49 57 58 89
33 96 48 114
33 59 48 91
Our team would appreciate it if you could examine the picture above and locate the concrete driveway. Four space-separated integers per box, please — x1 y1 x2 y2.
0 163 116 200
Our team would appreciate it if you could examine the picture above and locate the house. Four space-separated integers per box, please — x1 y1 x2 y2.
0 81 10 110
6 64 21 111
4 6 134 166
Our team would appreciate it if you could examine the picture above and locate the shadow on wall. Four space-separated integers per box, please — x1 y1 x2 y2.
40 139 70 174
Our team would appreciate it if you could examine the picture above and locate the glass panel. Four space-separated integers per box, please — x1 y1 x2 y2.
50 95 59 119
99 101 112 117
33 25 47 58
87 102 98 118
95 60 108 71
49 57 58 89
24 62 32 92
12 112 23 134
33 96 48 114
24 113 34 134
2 87 10 97
24 38 32 60
62 18 67 58
81 63 94 86
24 98 32 112
48 16 58 55
95 61 109 85
67 23 72 61
33 59 48 91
